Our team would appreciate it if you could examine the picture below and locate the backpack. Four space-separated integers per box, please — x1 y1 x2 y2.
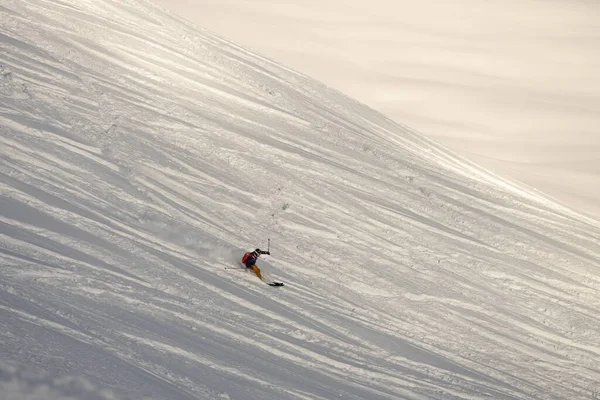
241 252 251 264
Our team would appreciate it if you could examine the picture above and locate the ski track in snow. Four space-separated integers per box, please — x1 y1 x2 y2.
1 1 600 399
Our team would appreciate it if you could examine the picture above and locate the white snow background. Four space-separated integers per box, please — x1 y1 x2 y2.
1 1 600 399
155 0 600 219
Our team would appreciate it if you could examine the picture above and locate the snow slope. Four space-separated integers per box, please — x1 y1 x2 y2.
1 0 600 399
153 0 600 219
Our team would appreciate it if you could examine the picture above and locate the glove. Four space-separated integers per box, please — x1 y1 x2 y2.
266 251 270 255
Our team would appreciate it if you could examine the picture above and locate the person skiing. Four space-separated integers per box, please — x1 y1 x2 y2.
242 248 270 280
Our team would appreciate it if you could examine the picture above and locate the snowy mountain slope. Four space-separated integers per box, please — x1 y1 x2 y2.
153 0 600 219
1 1 600 399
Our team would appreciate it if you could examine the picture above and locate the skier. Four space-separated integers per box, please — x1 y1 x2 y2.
242 248 270 280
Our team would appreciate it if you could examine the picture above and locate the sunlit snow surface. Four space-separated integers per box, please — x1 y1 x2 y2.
154 0 600 219
1 1 600 399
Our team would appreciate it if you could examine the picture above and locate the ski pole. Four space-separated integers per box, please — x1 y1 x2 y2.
268 238 270 253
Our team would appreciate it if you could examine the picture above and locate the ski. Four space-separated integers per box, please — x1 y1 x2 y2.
227 266 284 286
